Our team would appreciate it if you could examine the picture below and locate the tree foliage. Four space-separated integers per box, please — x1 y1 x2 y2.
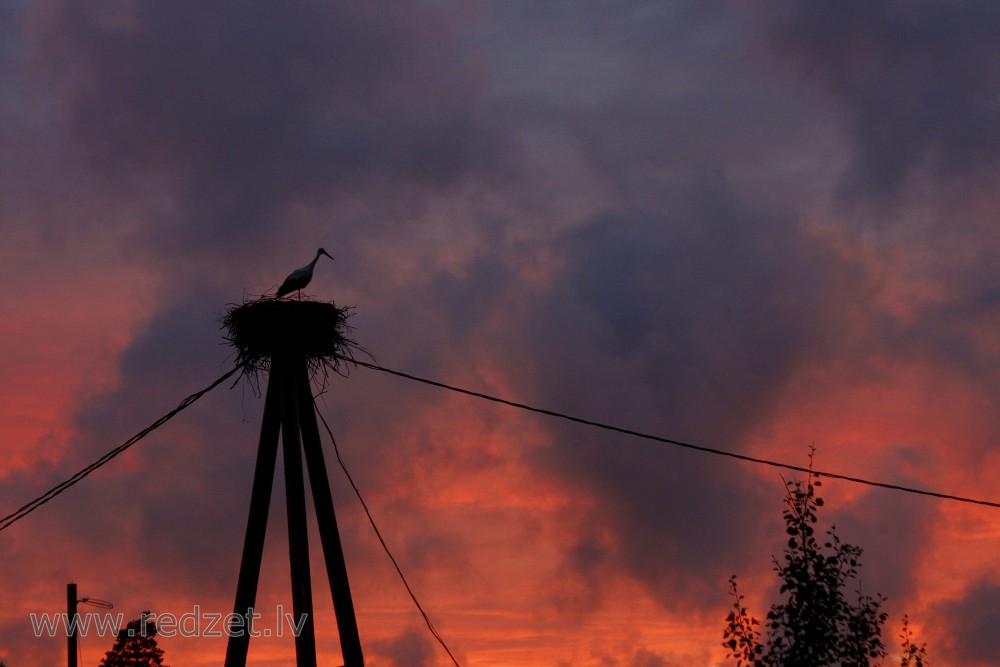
723 463 928 666
899 615 928 667
99 612 167 667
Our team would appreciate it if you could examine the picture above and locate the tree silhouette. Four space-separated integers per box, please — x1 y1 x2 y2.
723 457 927 666
98 612 167 667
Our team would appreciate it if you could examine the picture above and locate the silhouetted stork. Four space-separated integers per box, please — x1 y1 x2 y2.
276 248 333 298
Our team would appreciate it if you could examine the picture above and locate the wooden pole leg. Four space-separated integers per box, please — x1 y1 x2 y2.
280 357 318 667
225 372 282 667
297 366 365 667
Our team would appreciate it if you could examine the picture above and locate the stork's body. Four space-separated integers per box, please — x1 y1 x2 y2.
277 248 333 298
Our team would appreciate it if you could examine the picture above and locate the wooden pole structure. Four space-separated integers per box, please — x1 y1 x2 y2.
67 583 77 667
224 374 282 667
296 364 364 665
279 355 318 666
224 349 364 667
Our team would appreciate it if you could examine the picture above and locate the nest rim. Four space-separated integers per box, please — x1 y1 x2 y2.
222 296 368 387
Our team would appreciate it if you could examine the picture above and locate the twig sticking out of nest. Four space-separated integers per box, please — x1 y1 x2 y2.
222 296 367 389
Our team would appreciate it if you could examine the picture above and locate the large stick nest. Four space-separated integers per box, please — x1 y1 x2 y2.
222 297 367 386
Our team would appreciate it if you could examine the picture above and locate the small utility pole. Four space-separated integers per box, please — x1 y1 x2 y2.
65 585 112 667
67 583 77 667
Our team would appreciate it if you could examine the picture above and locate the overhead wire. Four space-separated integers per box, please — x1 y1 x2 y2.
346 358 1000 510
313 399 462 667
0 365 242 533
4 353 997 532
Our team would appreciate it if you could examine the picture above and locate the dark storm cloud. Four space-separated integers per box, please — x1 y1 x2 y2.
519 176 872 609
936 580 1000 665
27 0 504 256
531 176 863 439
762 1 1000 202
480 0 840 216
484 2 736 167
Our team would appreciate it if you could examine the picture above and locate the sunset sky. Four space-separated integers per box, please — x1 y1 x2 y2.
3 2 1000 665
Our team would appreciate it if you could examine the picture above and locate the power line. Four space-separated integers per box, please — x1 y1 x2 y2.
4 350 994 536
0 365 241 533
313 400 462 667
348 359 1000 510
